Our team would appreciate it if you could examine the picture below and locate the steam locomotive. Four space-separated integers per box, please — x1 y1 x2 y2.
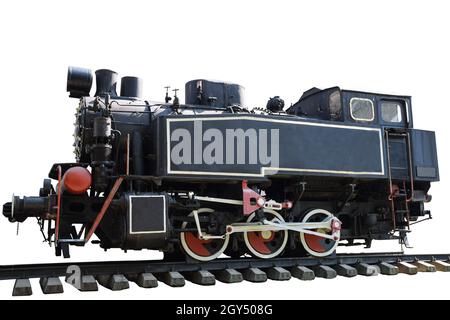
2 67 439 261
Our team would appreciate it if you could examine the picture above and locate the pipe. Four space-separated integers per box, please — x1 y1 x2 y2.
132 131 145 191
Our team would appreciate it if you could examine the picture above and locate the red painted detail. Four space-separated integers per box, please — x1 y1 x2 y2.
247 232 271 254
84 177 124 242
242 180 264 216
62 167 92 195
304 233 327 253
184 232 212 256
282 201 293 209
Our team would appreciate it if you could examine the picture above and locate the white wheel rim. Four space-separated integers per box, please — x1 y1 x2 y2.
243 209 288 259
299 209 340 257
11 194 15 219
180 208 230 261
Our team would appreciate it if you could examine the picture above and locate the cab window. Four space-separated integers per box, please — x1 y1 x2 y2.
381 101 402 123
350 98 374 121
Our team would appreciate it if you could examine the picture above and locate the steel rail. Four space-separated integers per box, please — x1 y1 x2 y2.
1 252 449 281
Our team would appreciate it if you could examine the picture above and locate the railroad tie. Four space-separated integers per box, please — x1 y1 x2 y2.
290 266 315 281
431 260 450 272
396 261 418 275
264 267 291 281
242 268 267 283
39 277 64 294
334 264 357 277
356 263 379 276
378 262 399 275
12 279 33 296
155 271 185 287
125 273 159 288
184 270 216 286
213 269 243 283
312 265 337 279
65 275 98 292
412 261 436 272
96 274 129 291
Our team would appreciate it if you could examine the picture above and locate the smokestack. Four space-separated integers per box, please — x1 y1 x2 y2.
94 69 118 97
120 76 143 99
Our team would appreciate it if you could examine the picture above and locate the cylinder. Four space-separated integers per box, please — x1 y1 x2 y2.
67 66 93 98
94 69 118 97
62 167 92 195
93 117 112 138
92 165 109 192
4 196 49 223
120 76 143 99
90 144 112 163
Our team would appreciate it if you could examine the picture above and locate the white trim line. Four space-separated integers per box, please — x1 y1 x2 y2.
11 194 15 219
129 195 166 235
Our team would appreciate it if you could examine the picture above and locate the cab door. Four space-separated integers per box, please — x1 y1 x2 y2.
381 100 410 179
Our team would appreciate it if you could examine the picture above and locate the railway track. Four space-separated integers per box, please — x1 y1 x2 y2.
2 252 450 296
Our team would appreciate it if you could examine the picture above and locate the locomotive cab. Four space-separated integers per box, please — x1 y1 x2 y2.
287 86 438 178
287 86 413 129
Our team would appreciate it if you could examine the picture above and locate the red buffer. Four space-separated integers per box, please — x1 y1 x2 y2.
61 167 92 195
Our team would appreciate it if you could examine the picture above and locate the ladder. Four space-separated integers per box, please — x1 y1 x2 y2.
385 130 414 231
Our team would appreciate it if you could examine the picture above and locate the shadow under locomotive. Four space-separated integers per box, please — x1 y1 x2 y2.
2 67 439 261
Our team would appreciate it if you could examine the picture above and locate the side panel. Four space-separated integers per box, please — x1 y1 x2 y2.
128 195 166 234
124 193 169 249
411 129 439 181
158 115 386 179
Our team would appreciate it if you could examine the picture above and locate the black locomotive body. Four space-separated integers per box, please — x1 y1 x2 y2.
2 67 439 261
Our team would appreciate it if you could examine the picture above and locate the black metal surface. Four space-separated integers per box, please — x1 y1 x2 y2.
94 69 118 97
1 253 448 281
411 129 439 181
67 66 93 98
266 96 285 112
163 114 384 178
185 79 245 108
120 76 143 99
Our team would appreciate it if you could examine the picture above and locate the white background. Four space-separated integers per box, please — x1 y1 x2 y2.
0 0 449 299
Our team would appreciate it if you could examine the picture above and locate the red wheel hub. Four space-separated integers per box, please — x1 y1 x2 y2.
304 233 329 253
184 232 213 257
247 231 275 254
